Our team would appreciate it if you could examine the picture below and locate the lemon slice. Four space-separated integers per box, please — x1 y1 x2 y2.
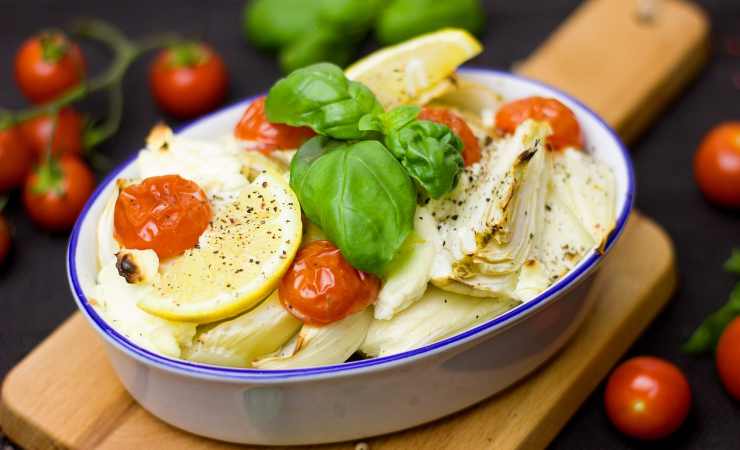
345 28 482 108
138 169 302 322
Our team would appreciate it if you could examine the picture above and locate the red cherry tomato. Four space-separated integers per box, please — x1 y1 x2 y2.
0 214 10 265
149 43 228 119
279 240 380 326
495 96 584 150
716 316 740 400
14 32 86 104
604 356 692 440
0 126 34 192
23 156 95 232
693 122 740 208
419 106 481 166
234 96 315 154
19 108 84 160
114 175 212 259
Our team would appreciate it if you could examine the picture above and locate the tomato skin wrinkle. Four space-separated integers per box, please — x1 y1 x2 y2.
495 96 584 150
14 32 86 104
419 106 481 166
279 240 379 326
234 96 314 154
114 175 211 259
604 356 691 440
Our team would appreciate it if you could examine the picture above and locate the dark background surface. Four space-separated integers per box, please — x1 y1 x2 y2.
0 0 739 448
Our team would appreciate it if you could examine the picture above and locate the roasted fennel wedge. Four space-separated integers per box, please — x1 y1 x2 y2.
360 287 519 357
184 291 301 368
374 208 437 320
253 309 373 369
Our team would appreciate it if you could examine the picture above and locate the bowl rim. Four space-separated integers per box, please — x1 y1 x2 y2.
67 67 635 382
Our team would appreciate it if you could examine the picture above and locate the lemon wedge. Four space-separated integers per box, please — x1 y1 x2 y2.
138 169 302 322
345 28 482 108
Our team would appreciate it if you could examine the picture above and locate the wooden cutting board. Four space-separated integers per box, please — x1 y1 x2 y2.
0 0 708 449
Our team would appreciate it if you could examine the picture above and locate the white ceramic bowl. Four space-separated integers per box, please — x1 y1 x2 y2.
67 69 635 445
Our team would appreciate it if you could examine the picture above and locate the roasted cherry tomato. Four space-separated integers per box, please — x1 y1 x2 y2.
279 240 380 325
419 106 481 166
693 122 740 208
23 155 95 232
495 96 584 150
14 32 86 104
0 126 34 192
0 214 10 266
234 96 315 154
19 108 84 160
114 175 212 259
149 43 228 119
604 356 691 440
716 316 740 400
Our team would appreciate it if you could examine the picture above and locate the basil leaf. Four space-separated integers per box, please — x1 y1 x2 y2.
683 282 740 354
725 248 740 275
243 0 321 50
279 29 355 73
377 0 486 45
290 137 416 274
385 119 464 198
266 63 383 139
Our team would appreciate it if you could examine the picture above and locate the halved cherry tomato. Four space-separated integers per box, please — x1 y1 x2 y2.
279 240 380 326
114 175 212 259
149 43 228 119
19 108 84 160
693 122 740 208
604 356 691 440
14 32 86 104
0 126 34 192
716 316 740 400
23 155 95 232
234 96 315 154
0 214 10 266
419 106 481 166
495 96 584 150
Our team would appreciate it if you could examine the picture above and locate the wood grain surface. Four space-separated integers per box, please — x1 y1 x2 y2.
0 0 708 448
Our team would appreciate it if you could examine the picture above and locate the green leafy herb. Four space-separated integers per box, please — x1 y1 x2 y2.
265 63 384 140
279 30 354 74
376 0 486 45
725 248 740 275
243 0 322 51
290 136 416 274
683 250 740 354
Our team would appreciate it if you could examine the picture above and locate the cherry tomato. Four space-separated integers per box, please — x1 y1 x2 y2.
604 356 692 440
693 122 740 208
234 96 315 154
419 106 481 166
495 96 584 150
19 108 84 160
23 156 95 232
279 240 380 326
149 43 228 119
0 126 34 192
716 316 740 400
14 32 86 104
114 175 211 259
0 214 10 266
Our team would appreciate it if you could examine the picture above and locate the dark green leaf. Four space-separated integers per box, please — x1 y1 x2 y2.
683 282 740 354
385 119 463 198
376 0 486 45
279 29 354 73
318 0 387 38
265 63 384 139
290 137 416 274
725 248 740 275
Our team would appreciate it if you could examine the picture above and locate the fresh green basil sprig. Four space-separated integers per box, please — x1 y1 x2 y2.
290 136 416 274
265 63 383 140
361 105 464 198
683 249 740 354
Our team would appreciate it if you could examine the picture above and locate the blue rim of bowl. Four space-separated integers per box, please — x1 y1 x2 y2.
67 67 635 381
